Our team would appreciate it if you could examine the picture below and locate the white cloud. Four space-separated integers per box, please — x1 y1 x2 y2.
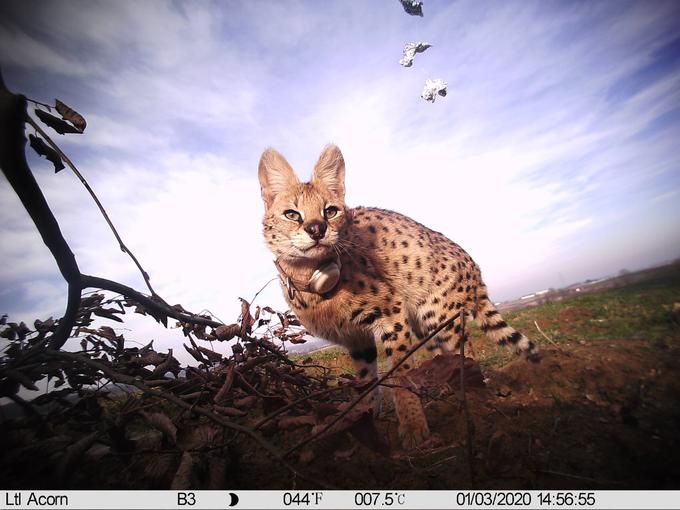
1 0 679 337
0 24 96 76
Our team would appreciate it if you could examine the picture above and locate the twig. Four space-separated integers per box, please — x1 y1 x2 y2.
426 454 458 470
254 385 348 430
26 116 163 302
284 311 461 457
535 469 623 486
80 274 222 328
459 310 475 484
249 277 279 305
26 97 53 110
534 320 558 346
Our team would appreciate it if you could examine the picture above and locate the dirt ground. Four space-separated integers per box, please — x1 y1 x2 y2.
3 270 679 490
232 337 680 490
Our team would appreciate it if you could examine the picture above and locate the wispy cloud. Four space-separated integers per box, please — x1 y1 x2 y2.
1 0 679 352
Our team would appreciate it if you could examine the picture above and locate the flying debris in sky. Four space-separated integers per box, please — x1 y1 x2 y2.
399 42 431 67
399 0 423 17
421 79 447 103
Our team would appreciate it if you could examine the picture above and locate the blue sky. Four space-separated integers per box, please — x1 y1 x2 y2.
1 0 679 358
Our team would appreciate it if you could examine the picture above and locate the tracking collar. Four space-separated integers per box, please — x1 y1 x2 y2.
273 256 342 300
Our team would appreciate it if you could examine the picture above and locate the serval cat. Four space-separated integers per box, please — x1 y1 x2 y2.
258 144 538 448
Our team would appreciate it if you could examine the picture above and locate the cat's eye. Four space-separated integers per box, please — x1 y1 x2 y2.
324 206 339 219
283 209 302 222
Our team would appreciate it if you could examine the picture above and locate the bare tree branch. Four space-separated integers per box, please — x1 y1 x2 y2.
0 71 81 350
80 274 222 328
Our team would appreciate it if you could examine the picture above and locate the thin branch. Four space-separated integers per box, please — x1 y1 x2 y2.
535 469 623 486
254 386 348 430
284 311 461 457
459 311 475 484
26 115 162 301
249 277 280 305
80 274 222 328
25 97 54 110
534 320 558 346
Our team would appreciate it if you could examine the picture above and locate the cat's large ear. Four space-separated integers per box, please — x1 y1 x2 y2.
258 148 299 208
312 144 345 199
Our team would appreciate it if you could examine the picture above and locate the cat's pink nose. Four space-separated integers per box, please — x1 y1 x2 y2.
304 220 326 240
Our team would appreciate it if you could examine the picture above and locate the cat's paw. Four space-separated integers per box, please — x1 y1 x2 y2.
398 416 430 450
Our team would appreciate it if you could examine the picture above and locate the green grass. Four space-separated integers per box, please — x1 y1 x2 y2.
504 274 680 346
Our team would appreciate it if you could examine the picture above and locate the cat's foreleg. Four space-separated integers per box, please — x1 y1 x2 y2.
374 315 430 449
349 343 382 410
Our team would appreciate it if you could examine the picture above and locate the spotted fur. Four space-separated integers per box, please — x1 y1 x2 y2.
258 144 538 448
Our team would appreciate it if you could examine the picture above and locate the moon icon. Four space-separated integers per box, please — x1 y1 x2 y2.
228 492 239 507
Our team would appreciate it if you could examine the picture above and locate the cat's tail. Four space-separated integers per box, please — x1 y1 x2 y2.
474 285 540 361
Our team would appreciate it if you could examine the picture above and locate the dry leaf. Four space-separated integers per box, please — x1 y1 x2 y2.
55 99 87 131
177 423 219 451
233 395 258 409
150 349 180 378
214 323 239 341
286 335 307 344
35 108 81 134
197 345 222 363
141 411 177 445
28 134 65 172
277 415 316 430
183 344 205 364
214 405 247 417
93 307 124 322
80 294 105 308
213 365 235 404
97 326 118 342
170 452 194 489
239 298 254 336
138 350 167 367
56 432 98 483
